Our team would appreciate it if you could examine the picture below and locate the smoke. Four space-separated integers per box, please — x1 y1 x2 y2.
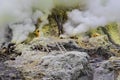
63 9 107 35
89 0 120 22
63 0 120 35
9 18 35 44
0 0 88 44
0 0 120 44
0 0 33 25
0 0 43 44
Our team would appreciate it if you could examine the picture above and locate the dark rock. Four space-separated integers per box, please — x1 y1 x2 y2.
0 43 22 62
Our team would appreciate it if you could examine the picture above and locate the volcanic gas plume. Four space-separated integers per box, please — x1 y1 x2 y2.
0 0 120 44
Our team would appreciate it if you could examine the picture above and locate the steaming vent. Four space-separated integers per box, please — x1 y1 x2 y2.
0 0 120 44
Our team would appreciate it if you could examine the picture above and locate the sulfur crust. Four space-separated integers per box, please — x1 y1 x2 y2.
106 23 120 45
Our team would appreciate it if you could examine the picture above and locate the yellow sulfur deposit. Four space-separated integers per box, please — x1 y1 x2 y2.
105 23 120 45
34 28 40 37
22 28 40 44
91 33 101 37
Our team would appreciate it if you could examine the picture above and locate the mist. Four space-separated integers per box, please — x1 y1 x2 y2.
63 0 120 35
0 0 120 43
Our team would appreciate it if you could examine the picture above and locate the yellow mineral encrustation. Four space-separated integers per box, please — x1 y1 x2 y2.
34 29 40 37
91 33 101 37
21 28 40 44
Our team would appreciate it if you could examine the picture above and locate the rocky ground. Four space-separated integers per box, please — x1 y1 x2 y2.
0 35 120 80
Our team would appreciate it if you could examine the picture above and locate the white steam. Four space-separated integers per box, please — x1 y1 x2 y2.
0 0 88 43
0 0 33 25
9 18 35 44
0 0 44 44
64 0 120 35
0 0 120 43
63 9 106 35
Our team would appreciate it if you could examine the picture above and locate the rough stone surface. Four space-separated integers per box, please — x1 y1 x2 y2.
6 51 92 80
0 36 120 80
40 51 92 80
91 57 120 80
0 62 24 80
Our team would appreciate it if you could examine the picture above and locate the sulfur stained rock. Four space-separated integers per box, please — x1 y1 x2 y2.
2 34 120 80
89 35 109 48
0 43 22 62
105 23 120 45
41 25 58 37
5 51 47 80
